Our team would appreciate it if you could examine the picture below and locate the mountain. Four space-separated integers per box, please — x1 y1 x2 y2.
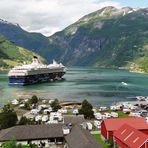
0 35 46 69
46 6 148 72
0 7 148 73
0 19 49 53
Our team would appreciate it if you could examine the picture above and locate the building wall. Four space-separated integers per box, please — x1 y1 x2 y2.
101 121 107 139
31 139 49 146
140 141 148 148
108 131 113 139
114 137 129 148
140 130 148 135
17 141 28 145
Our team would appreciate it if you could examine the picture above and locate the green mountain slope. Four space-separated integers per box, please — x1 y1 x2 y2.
46 7 148 72
0 35 46 69
0 7 148 73
0 19 49 54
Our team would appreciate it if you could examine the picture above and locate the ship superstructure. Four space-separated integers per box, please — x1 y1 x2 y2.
8 57 66 85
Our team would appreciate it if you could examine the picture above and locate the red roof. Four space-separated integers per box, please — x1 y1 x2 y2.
114 124 148 148
103 118 148 131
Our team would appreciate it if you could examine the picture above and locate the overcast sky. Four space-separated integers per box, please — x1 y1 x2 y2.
0 0 147 36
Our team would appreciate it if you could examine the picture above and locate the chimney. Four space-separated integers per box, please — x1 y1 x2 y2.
145 117 148 123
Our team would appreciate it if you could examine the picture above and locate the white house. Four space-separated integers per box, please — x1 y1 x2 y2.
35 115 42 122
42 115 49 122
31 109 40 114
11 99 19 105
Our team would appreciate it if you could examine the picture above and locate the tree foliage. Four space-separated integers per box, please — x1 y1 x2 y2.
2 139 38 148
50 99 61 112
24 102 30 110
18 116 34 125
2 139 17 148
0 104 18 129
79 100 94 119
29 95 39 104
2 104 13 113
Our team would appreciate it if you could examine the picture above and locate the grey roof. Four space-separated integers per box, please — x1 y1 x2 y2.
0 124 64 141
64 115 85 125
65 125 102 148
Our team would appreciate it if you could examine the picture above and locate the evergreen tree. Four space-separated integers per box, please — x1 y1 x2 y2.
50 99 61 112
79 100 94 119
0 104 18 129
18 116 33 125
29 95 39 104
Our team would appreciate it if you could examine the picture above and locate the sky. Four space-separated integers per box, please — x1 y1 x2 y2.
0 0 147 36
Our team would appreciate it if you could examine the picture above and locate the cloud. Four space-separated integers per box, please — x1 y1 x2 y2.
0 0 121 36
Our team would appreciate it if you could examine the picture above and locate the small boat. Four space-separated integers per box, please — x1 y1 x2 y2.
121 82 128 86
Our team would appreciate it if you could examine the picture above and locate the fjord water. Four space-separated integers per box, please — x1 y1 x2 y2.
0 67 148 107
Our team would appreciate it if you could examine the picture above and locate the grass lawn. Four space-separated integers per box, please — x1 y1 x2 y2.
93 134 109 148
101 109 129 118
116 111 129 118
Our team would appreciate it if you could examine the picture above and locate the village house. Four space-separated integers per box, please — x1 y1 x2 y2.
0 124 64 147
0 123 101 148
114 124 148 148
101 118 148 140
65 125 102 148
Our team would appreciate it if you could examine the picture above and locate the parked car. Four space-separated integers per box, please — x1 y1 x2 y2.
94 113 102 120
123 108 131 114
94 120 101 128
111 112 118 118
86 122 93 130
99 106 107 111
72 109 79 114
104 113 111 118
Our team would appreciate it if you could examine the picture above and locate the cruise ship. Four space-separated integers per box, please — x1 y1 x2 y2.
8 56 66 85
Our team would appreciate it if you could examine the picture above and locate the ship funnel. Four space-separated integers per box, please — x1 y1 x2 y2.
32 56 40 65
53 59 57 65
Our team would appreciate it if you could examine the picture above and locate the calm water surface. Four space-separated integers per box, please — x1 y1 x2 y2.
0 67 148 107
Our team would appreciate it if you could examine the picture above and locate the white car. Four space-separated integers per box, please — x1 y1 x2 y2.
110 105 121 111
94 113 102 120
43 108 52 114
72 109 79 114
99 106 107 111
101 114 107 119
111 112 118 118
31 109 40 114
11 99 19 105
86 122 93 130
19 104 25 108
49 99 55 104
92 109 97 114
47 120 58 124
130 112 141 117
104 113 111 118
130 105 138 110
123 108 131 114
94 120 101 128
58 109 68 114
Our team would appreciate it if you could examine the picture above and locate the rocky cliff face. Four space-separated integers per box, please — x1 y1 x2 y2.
46 7 148 72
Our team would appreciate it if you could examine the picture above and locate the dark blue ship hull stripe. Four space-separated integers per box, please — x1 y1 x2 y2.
9 72 65 85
